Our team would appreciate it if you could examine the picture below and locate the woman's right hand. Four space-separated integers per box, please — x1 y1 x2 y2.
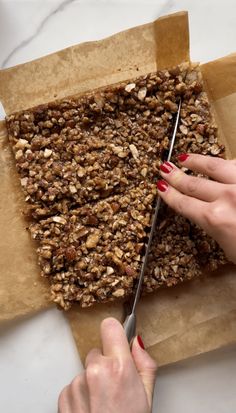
157 154 236 264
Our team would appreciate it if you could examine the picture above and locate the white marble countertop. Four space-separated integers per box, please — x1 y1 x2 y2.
1 1 236 412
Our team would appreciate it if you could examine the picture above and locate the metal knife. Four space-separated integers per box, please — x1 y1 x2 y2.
123 99 182 343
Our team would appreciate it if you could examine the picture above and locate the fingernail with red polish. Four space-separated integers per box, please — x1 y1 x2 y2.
137 335 145 350
160 162 173 174
157 180 168 192
178 153 189 162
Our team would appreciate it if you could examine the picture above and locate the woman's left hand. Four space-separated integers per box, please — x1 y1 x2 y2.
58 317 157 413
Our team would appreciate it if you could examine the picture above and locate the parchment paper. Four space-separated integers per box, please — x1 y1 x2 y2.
0 11 236 365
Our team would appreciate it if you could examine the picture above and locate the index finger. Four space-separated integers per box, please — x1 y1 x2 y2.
178 154 236 184
157 179 209 229
100 317 131 359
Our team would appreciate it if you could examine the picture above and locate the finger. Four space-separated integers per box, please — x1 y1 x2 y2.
131 336 157 409
68 373 90 412
178 153 236 184
85 348 102 368
100 317 131 359
156 179 209 228
160 161 224 201
58 385 70 413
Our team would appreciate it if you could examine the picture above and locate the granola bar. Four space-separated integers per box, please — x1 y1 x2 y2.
6 64 227 309
29 183 155 309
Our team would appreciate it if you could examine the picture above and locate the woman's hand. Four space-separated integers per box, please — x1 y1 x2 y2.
157 154 236 264
58 317 157 413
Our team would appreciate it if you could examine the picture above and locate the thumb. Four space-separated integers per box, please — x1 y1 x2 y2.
131 335 158 408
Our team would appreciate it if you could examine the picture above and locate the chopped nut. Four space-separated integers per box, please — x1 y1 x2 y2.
15 138 28 149
76 227 89 238
117 151 128 158
210 144 221 155
195 133 204 143
130 210 143 221
77 167 86 177
106 266 114 275
69 185 77 194
52 216 67 225
111 279 119 287
114 246 123 258
141 167 147 177
20 177 28 186
125 83 136 92
164 100 178 112
179 124 188 135
41 249 52 259
129 144 139 160
65 246 76 261
125 266 136 277
44 148 52 158
15 149 23 160
112 288 125 297
137 87 147 100
86 231 100 249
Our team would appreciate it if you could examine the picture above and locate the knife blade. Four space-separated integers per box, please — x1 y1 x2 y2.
123 99 182 343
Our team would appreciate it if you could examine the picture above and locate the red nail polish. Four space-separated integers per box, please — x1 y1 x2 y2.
137 335 145 350
178 153 189 162
160 162 173 174
157 180 168 192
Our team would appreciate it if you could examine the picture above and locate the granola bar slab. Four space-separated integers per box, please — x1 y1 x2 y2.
6 64 226 309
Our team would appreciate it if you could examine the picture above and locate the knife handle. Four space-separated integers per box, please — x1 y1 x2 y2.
123 313 136 344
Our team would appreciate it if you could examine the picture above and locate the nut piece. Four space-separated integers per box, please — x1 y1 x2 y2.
114 246 123 258
141 167 147 177
77 167 86 177
86 231 100 249
179 125 188 135
44 148 52 158
125 83 136 92
15 138 28 149
65 246 76 261
210 144 221 155
112 288 125 297
137 87 147 100
129 144 139 160
69 185 77 194
15 150 23 160
106 266 114 275
20 177 28 186
52 216 67 225
117 151 128 158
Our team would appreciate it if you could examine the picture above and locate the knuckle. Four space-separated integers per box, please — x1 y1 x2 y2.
148 358 158 373
85 348 99 367
175 197 186 216
170 169 183 186
71 374 83 391
205 186 236 229
204 203 226 228
111 358 126 378
206 156 222 173
223 186 236 204
142 358 158 376
86 363 102 383
186 176 201 195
